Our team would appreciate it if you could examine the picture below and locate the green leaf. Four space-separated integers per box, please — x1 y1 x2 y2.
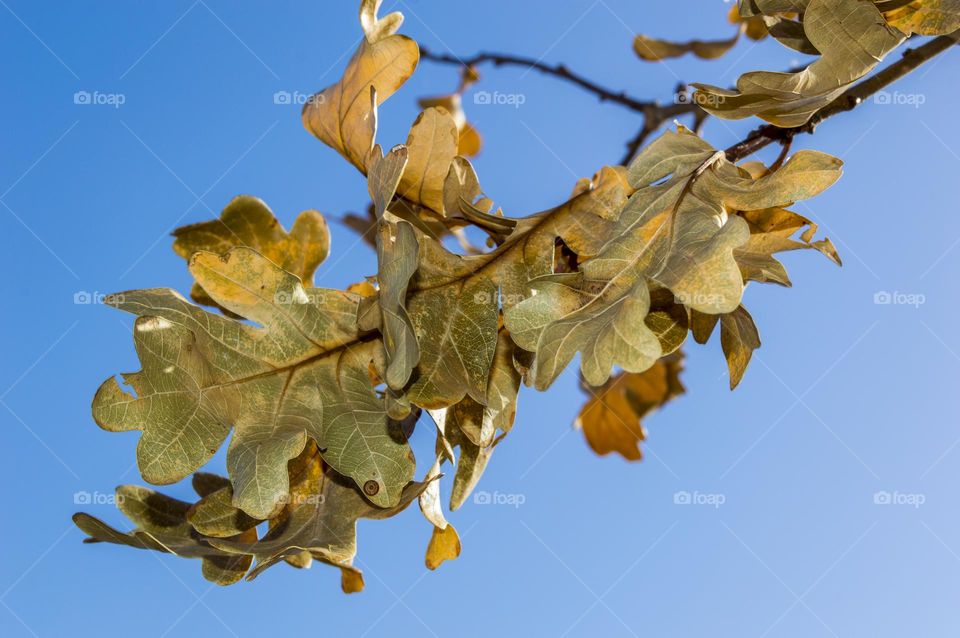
375 221 421 391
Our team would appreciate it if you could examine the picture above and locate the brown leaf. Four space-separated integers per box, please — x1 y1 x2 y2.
720 305 761 390
575 354 685 461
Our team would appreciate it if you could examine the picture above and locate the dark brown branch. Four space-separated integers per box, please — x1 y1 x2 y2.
620 88 702 164
724 31 960 163
419 45 660 113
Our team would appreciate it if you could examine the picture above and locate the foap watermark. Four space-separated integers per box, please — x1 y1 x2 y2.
675 90 726 108
673 490 726 508
74 90 126 108
873 290 926 307
274 289 332 305
874 490 925 508
674 291 729 308
74 291 124 306
473 90 526 108
473 490 526 508
277 492 325 506
74 490 124 506
472 290 527 306
273 90 325 106
874 90 926 108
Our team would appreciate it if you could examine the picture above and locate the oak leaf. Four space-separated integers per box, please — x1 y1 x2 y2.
575 354 685 461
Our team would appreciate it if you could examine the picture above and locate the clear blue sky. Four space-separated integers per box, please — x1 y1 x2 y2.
2 1 959 636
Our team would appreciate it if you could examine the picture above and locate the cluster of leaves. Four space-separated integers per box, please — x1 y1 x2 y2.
689 0 960 126
75 0 949 590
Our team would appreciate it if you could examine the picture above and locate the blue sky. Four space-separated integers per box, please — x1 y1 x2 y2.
2 1 959 636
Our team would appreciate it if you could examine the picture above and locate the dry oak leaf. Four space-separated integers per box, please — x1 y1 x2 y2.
575 354 685 461
74 484 256 586
172 195 329 315
92 246 413 518
506 127 841 391
302 0 419 171
694 0 906 127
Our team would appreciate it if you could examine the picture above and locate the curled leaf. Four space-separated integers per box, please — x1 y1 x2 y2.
633 25 744 61
575 354 685 461
302 0 419 170
720 305 762 390
694 0 906 127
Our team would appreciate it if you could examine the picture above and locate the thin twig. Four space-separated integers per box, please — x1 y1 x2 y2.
620 96 701 165
724 31 960 163
419 45 658 113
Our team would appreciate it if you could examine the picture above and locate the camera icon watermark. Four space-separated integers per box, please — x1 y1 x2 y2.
274 289 328 305
874 90 926 108
873 290 925 307
673 291 728 308
873 490 925 508
472 290 527 306
273 90 325 106
674 91 726 108
278 492 325 506
74 291 123 306
74 490 124 506
473 90 526 108
673 490 726 508
73 90 126 109
473 490 526 508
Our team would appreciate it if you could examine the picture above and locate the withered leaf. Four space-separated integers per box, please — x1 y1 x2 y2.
720 305 762 390
93 246 413 517
172 196 329 315
694 0 906 126
74 485 255 586
575 354 685 461
302 0 419 171
506 127 840 390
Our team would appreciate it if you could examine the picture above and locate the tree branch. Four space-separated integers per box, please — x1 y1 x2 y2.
418 46 707 163
418 45 661 113
724 31 960 163
620 90 703 164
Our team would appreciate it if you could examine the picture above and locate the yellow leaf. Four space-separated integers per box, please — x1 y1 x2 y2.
425 523 461 570
881 0 960 35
